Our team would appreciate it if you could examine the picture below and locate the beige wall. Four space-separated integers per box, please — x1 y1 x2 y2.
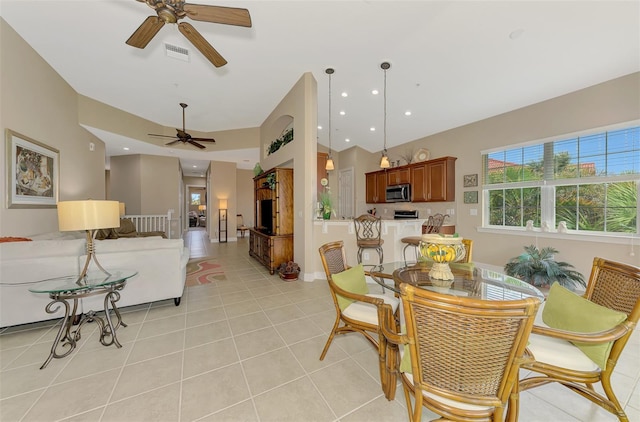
260 73 318 279
236 169 254 231
109 155 142 214
140 155 181 215
209 161 237 242
0 19 106 236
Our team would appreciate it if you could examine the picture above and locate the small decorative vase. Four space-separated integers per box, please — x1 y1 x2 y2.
322 211 331 220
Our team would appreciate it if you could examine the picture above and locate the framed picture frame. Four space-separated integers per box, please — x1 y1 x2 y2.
6 129 59 208
464 191 478 204
463 173 478 187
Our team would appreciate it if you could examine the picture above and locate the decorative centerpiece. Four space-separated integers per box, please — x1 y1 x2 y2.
277 261 300 281
419 234 466 283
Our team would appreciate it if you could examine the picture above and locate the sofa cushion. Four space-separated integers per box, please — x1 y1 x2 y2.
116 218 137 235
0 238 86 261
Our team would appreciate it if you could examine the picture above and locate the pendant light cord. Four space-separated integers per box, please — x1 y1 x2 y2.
383 65 387 154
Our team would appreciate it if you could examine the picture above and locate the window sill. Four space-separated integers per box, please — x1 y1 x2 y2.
477 226 638 245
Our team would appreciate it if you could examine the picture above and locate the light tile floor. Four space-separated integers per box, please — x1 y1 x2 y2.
0 228 638 422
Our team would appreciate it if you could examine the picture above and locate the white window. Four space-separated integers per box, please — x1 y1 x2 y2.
482 125 639 235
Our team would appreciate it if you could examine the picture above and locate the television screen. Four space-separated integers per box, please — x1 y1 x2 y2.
260 200 273 234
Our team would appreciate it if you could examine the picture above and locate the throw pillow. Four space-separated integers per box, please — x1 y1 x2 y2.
117 218 137 235
542 282 627 369
331 264 369 311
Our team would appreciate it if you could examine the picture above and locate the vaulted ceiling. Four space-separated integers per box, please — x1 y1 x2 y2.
2 1 638 177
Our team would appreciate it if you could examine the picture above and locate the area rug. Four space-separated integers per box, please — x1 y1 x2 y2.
186 258 226 287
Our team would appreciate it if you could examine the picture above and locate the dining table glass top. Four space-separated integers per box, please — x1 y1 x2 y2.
368 261 544 301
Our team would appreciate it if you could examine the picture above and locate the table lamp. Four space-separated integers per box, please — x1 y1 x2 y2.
198 204 206 216
119 202 126 217
57 200 120 284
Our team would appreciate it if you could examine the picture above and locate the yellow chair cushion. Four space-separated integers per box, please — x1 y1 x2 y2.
542 283 627 369
331 264 369 311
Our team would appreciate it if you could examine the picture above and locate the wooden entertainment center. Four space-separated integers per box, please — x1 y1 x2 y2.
249 168 294 274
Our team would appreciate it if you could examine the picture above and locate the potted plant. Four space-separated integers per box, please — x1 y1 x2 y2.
277 261 300 281
319 190 333 220
504 245 585 289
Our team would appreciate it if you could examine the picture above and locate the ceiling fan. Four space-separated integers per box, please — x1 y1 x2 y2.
148 103 216 149
126 0 252 67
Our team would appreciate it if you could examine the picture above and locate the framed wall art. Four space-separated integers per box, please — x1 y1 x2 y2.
464 191 478 204
6 129 59 208
463 173 478 187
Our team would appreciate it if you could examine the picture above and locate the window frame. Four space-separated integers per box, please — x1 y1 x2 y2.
481 121 639 239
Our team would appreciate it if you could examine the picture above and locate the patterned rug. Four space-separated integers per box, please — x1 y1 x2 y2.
186 258 226 287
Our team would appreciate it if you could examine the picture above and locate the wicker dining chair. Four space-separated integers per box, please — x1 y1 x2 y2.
520 258 640 422
318 241 400 398
379 283 540 422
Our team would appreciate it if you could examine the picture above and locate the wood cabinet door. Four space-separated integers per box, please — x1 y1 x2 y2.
411 164 428 202
427 160 447 201
366 172 378 203
387 167 410 186
376 173 387 203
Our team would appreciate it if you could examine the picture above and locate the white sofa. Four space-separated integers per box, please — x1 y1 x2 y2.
0 234 189 328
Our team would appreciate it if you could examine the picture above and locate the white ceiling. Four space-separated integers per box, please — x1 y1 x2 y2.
2 1 639 177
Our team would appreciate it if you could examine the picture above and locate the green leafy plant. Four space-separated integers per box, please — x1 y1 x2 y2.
319 188 333 218
504 244 585 288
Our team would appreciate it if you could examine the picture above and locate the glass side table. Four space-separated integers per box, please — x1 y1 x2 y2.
29 269 137 369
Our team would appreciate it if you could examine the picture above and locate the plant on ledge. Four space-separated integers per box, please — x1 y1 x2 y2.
319 187 333 220
504 244 585 289
267 127 294 155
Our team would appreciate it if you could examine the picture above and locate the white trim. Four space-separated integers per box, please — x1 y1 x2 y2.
477 226 639 245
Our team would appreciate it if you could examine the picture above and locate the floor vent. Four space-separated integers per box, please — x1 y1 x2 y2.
165 43 190 62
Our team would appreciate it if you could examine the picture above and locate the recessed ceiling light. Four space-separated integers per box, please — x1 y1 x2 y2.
404 111 412 116
370 127 376 131
192 165 197 168
341 92 348 97
318 125 323 130
345 138 350 143
372 89 379 95
339 111 346 116
123 147 130 151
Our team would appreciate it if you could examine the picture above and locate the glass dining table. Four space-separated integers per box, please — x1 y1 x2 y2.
367 261 545 301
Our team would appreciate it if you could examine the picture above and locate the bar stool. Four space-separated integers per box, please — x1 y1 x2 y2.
354 214 384 264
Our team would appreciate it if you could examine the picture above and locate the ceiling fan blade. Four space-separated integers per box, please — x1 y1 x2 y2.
188 140 207 149
190 137 216 143
149 133 179 139
183 4 252 27
165 140 182 146
178 22 227 67
126 16 165 49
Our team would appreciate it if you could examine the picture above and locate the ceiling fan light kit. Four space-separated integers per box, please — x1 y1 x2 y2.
126 0 252 68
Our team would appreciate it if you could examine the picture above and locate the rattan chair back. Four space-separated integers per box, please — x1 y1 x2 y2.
317 241 379 360
423 213 448 234
398 284 540 421
521 257 640 422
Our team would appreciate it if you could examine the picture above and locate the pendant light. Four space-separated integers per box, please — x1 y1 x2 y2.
379 62 391 169
325 68 335 171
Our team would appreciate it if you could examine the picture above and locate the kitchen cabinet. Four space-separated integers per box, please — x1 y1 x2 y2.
386 167 410 186
365 171 387 203
411 156 456 202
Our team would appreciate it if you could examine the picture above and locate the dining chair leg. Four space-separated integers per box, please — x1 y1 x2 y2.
319 317 340 360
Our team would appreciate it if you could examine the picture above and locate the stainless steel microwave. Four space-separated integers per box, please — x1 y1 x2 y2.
385 184 411 202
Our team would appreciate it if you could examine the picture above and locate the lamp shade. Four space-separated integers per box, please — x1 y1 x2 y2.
57 200 120 232
380 154 390 169
325 157 335 171
198 205 206 211
119 202 126 217
219 199 227 209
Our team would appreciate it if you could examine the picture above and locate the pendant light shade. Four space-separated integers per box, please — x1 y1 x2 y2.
325 68 335 171
380 62 391 169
